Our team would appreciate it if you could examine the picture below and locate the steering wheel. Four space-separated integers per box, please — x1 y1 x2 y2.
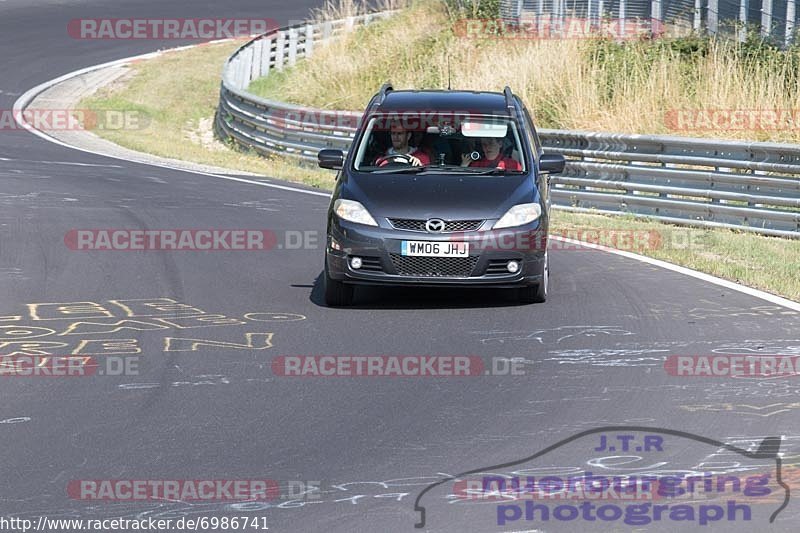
375 153 415 167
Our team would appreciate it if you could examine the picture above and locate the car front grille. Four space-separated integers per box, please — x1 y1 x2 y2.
388 218 484 233
389 254 479 277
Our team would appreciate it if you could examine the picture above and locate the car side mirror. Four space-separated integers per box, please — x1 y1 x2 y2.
318 149 344 170
539 153 566 174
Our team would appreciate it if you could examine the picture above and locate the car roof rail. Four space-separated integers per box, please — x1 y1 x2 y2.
379 82 393 103
503 86 515 113
366 82 393 114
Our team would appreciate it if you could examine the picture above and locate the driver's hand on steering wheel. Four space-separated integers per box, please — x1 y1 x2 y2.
377 153 424 167
407 155 423 167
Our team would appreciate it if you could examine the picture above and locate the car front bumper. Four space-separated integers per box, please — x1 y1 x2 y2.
326 219 547 288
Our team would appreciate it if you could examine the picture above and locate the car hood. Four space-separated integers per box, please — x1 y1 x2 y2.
340 172 536 221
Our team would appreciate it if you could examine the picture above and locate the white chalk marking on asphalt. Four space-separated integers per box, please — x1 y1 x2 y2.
0 157 121 168
14 43 799 309
37 160 124 168
0 417 31 424
551 236 800 311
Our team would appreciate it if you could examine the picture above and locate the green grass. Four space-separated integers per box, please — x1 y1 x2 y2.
80 40 337 189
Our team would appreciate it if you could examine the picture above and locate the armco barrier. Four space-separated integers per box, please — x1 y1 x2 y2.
215 12 800 238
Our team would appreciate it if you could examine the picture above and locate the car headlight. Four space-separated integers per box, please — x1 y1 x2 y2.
494 203 542 229
333 199 378 227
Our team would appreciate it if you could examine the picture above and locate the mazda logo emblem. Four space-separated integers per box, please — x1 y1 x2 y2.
425 219 445 233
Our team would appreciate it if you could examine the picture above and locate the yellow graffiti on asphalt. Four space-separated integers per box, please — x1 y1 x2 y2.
0 298 306 357
0 341 69 356
0 326 57 340
163 333 274 352
106 298 206 318
72 339 142 355
27 301 116 321
58 320 170 336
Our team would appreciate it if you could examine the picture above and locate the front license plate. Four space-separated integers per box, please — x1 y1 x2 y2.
401 241 469 257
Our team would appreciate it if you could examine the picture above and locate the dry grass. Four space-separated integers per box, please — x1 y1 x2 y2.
251 1 800 144
310 0 410 22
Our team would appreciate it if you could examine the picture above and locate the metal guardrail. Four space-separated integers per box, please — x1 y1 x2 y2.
216 12 800 238
501 0 800 48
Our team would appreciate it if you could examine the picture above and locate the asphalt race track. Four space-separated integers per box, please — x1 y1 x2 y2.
1 1 800 532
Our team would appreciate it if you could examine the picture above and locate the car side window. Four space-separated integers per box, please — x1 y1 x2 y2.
522 107 543 159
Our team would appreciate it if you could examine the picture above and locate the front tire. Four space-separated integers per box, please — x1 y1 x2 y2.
519 252 548 304
324 262 354 307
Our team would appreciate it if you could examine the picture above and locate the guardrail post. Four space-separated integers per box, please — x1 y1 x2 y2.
598 0 604 26
694 0 702 31
244 47 255 87
708 0 719 35
619 0 626 37
761 0 773 37
288 28 298 66
322 21 332 40
738 0 749 42
345 16 355 31
227 57 237 89
260 37 272 77
650 0 662 29
787 0 796 47
537 0 546 35
305 24 314 57
552 0 563 35
234 57 244 89
275 31 286 71
251 40 262 80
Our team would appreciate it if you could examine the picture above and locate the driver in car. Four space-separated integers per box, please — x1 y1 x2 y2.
374 121 431 167
461 136 522 171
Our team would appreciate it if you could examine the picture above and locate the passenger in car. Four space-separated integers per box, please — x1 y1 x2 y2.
461 136 522 171
374 121 431 166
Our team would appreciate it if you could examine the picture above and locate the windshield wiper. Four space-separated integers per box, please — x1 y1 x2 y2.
461 168 523 175
367 166 523 175
370 166 428 174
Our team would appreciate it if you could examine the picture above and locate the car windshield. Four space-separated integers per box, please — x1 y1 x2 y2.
352 113 527 174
